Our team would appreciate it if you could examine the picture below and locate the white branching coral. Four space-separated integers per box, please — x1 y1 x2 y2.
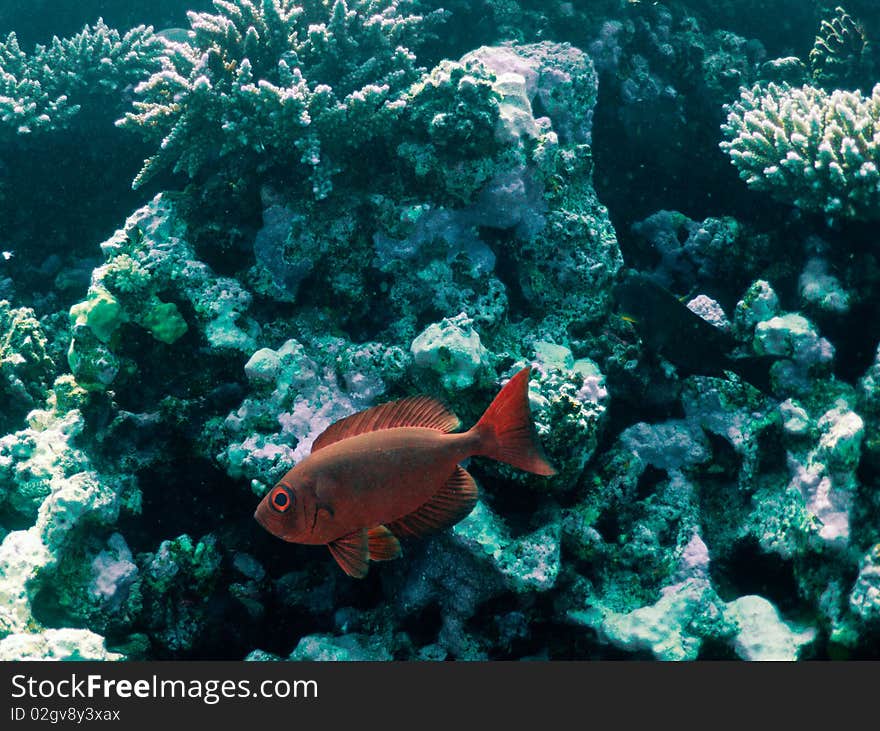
0 21 161 138
720 82 880 220
118 0 429 196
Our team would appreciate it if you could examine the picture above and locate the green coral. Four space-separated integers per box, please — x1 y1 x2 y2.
720 81 880 221
137 302 189 345
68 289 124 344
119 0 427 195
67 194 258 391
142 534 220 596
67 285 189 385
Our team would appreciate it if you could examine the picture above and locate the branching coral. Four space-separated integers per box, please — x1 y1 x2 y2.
119 0 429 196
809 6 874 91
720 81 880 221
0 20 161 139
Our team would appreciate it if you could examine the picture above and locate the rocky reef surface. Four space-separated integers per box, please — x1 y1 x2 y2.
0 0 879 661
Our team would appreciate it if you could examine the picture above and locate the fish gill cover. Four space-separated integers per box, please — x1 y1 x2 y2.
0 0 878 661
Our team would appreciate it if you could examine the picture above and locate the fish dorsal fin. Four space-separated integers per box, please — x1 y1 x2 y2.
388 466 478 539
367 525 402 562
328 530 369 578
311 396 461 452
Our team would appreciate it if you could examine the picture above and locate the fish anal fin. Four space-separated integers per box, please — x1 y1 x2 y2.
328 530 369 578
388 466 478 539
367 525 402 562
312 396 461 453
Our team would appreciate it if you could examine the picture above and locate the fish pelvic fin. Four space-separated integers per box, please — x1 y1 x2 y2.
312 396 461 452
388 466 478 538
472 367 556 476
368 525 402 561
328 530 369 578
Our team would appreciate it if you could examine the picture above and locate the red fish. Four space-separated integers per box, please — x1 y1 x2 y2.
254 367 555 577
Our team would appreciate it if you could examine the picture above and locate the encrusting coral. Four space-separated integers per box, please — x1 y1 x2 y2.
67 194 259 391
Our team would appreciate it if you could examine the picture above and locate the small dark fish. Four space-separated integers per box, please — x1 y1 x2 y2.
254 368 555 578
614 270 777 392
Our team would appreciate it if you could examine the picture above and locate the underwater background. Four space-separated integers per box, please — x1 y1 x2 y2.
1 0 879 661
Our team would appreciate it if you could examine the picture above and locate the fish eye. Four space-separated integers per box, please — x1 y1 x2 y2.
269 486 294 513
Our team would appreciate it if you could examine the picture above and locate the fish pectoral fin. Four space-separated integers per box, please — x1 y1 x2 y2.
387 466 479 539
327 530 369 579
367 525 402 562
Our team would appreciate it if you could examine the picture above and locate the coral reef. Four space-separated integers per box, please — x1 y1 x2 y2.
586 1 767 224
205 334 407 495
2 0 880 663
0 18 167 325
628 210 775 294
0 301 55 431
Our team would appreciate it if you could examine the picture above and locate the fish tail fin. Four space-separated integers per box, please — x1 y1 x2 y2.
472 367 556 476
